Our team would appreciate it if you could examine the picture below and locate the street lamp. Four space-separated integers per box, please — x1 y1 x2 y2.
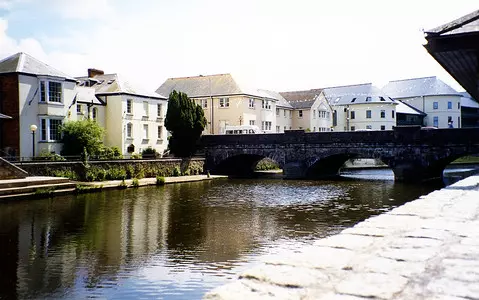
30 124 37 159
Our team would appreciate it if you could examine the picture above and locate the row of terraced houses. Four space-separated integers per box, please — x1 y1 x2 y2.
0 52 478 159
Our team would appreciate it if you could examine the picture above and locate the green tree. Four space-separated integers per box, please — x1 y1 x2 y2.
165 90 206 157
61 119 105 156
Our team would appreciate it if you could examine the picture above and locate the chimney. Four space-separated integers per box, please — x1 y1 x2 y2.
88 68 104 78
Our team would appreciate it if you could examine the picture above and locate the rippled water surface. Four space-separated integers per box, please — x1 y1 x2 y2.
0 170 456 299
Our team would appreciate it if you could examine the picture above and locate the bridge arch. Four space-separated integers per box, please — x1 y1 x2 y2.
207 151 284 177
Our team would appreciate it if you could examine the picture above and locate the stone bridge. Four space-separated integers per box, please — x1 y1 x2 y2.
200 126 479 183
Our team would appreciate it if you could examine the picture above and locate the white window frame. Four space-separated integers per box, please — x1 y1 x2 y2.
298 110 303 118
92 107 98 121
200 99 208 109
39 80 63 103
126 123 133 138
143 101 149 117
127 99 133 114
143 124 149 140
366 110 372 119
76 104 82 114
219 98 229 108
39 118 63 142
380 110 385 118
249 98 255 109
249 120 255 126
157 103 163 117
158 125 163 139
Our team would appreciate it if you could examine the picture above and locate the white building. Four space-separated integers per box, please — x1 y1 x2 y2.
76 69 169 156
0 52 79 158
382 76 462 128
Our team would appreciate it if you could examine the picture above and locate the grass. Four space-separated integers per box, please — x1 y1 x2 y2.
451 156 479 164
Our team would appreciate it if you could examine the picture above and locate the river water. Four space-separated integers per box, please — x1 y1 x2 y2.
0 168 474 299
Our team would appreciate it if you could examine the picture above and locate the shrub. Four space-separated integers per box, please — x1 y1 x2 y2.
142 147 158 159
173 166 181 177
119 180 128 189
37 150 66 161
156 176 166 185
106 167 127 180
130 153 142 159
132 178 140 188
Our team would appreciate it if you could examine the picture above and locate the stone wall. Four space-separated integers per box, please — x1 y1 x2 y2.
0 157 28 179
15 158 205 181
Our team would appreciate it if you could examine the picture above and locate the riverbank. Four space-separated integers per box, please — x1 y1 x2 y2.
204 174 479 299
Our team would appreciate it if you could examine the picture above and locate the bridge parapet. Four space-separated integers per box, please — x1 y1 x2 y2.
201 127 479 182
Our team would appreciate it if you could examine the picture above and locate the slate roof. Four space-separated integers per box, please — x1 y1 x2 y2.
382 76 460 99
426 9 479 36
280 89 323 109
76 73 165 100
323 83 395 105
156 74 283 102
0 52 75 81
75 87 104 105
460 92 479 108
258 89 293 108
396 101 426 115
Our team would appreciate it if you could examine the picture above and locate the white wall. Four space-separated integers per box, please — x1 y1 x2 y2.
398 95 461 128
332 102 397 131
275 107 293 132
18 75 76 158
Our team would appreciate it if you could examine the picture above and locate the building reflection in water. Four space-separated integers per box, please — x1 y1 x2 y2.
0 178 435 299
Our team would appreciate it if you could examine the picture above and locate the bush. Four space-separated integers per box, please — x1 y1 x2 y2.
105 167 127 180
36 150 66 161
130 153 142 159
119 180 127 189
99 146 123 160
142 147 158 159
132 178 139 188
173 166 181 177
156 176 166 185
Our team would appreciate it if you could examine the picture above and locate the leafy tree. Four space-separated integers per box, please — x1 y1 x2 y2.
165 90 206 157
61 119 105 157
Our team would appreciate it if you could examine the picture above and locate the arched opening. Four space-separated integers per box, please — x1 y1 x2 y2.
213 154 282 177
306 154 357 179
444 154 479 185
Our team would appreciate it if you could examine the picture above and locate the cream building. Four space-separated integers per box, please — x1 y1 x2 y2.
323 84 397 131
77 69 169 156
156 74 289 134
280 89 333 132
382 76 462 128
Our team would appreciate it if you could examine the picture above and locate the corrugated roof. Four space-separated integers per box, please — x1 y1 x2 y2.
0 52 75 81
76 73 165 99
382 76 460 99
155 73 283 102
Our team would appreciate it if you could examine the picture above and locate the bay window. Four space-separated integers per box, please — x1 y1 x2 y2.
39 80 63 103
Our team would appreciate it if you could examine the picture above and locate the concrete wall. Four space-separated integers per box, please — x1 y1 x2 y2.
332 102 397 131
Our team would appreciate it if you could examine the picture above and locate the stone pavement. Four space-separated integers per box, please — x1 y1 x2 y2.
204 175 479 299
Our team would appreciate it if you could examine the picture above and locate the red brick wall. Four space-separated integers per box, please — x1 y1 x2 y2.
0 74 20 156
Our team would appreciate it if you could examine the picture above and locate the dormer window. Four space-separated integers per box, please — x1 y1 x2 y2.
351 98 356 103
40 80 63 103
365 96 372 102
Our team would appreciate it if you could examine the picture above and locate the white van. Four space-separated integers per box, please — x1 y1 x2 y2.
224 125 261 135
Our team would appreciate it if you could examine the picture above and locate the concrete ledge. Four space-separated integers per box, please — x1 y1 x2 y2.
204 175 479 299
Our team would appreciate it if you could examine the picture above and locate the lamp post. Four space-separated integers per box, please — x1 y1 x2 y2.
30 124 37 159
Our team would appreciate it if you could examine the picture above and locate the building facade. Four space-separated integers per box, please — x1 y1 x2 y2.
156 74 288 134
382 76 462 128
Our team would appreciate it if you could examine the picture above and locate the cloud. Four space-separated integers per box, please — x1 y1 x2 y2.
49 0 115 20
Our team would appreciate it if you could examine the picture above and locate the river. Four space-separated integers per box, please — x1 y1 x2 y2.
0 167 475 299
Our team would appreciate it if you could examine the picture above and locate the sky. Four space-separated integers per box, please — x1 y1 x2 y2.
0 0 477 93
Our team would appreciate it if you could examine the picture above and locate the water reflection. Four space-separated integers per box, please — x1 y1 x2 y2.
0 175 441 299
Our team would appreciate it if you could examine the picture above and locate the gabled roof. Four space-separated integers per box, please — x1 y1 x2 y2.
76 73 166 100
0 52 75 81
258 89 292 108
426 10 479 36
280 89 323 109
156 73 283 101
382 76 460 99
75 87 104 105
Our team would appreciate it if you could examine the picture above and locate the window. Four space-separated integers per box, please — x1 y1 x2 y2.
40 118 63 141
313 127 316 132
276 126 280 133
39 81 62 103
276 108 280 116
351 126 355 131
261 121 272 131
351 98 356 103
92 107 98 121
298 110 303 118
143 101 149 116
262 100 271 109
380 97 386 102
380 110 385 118
350 111 355 119
249 98 255 108
458 102 461 109
366 110 372 118
158 126 163 139
200 99 207 109
433 102 438 109
77 104 82 114
380 125 385 130
433 116 439 127
249 120 255 126
127 99 133 114
392 110 395 118
284 110 286 117
365 96 372 102
219 98 229 108
333 110 337 126
143 124 149 139
289 111 292 118
126 123 132 138
366 125 372 130
448 101 452 109
313 110 316 119
158 103 163 116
